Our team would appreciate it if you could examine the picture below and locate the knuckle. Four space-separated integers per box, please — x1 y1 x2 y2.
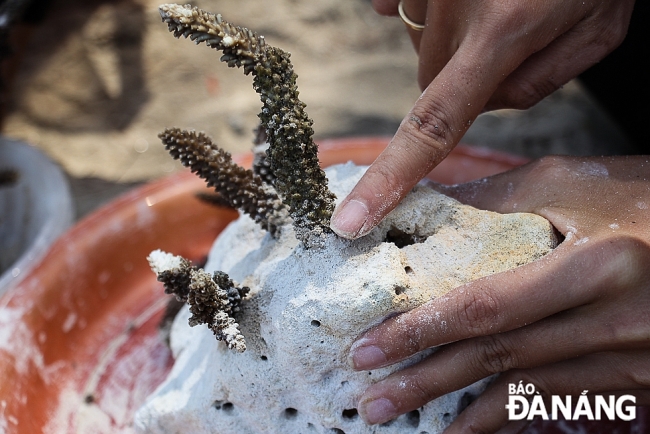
525 155 572 183
472 335 518 375
588 237 650 293
406 101 455 152
589 11 631 55
498 79 558 110
487 155 572 209
397 312 435 354
456 285 502 336
406 375 439 405
624 357 650 388
480 1 528 36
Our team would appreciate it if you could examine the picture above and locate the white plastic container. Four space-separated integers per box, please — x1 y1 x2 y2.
0 137 74 294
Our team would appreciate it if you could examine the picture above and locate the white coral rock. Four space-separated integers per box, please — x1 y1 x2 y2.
135 163 557 434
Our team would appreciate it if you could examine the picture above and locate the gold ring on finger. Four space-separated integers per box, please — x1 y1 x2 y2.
398 0 425 32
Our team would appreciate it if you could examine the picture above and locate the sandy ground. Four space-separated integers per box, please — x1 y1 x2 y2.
0 0 632 218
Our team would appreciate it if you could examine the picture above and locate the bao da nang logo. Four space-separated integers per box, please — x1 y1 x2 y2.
506 382 636 421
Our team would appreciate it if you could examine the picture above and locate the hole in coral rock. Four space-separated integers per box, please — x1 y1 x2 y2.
342 408 358 419
442 412 452 423
457 391 477 414
394 286 406 295
213 400 234 413
330 429 345 434
311 320 321 327
405 409 420 428
384 228 427 248
260 355 268 361
404 266 414 274
283 408 298 419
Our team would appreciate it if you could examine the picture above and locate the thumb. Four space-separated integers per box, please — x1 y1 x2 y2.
330 47 500 239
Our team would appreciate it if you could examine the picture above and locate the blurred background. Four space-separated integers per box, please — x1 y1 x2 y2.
0 0 638 220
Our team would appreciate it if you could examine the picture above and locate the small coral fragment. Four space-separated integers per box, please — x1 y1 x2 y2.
147 249 249 352
187 269 249 352
148 249 193 302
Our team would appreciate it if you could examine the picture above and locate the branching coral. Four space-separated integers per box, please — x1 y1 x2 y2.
148 249 249 352
159 128 286 236
148 4 345 351
159 3 336 248
149 250 194 302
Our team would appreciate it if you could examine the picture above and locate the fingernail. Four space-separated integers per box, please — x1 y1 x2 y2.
359 397 397 425
330 199 369 239
350 343 387 370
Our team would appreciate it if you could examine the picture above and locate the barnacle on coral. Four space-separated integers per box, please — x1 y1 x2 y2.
159 4 336 248
159 128 287 236
148 250 249 352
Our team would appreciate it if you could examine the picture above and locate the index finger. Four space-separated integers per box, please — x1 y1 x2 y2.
330 43 504 240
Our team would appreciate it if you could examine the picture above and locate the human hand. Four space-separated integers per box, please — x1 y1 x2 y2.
348 156 650 432
330 0 635 239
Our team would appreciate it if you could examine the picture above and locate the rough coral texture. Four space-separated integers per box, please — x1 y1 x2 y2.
159 128 286 235
148 249 194 302
253 45 336 247
159 4 336 248
136 164 559 434
147 250 249 352
252 143 276 187
194 191 232 209
187 269 250 352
